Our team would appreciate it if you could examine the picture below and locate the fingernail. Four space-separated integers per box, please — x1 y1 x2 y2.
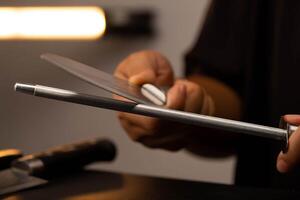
277 159 289 173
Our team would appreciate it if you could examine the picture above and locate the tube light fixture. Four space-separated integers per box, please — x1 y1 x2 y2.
0 7 106 40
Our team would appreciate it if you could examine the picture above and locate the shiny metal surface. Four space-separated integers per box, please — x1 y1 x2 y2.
136 104 287 141
40 53 163 105
287 124 298 137
0 169 47 196
15 83 289 149
279 118 299 152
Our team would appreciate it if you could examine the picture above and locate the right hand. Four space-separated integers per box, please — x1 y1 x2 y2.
114 50 215 151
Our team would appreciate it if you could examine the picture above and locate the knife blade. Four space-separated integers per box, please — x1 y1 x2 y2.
40 53 166 105
0 169 47 196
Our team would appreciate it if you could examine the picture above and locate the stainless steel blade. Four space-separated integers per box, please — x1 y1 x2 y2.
0 169 47 195
40 53 157 105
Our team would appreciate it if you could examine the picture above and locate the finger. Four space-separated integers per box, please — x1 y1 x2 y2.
182 81 205 113
169 80 214 115
277 127 300 173
153 55 174 86
114 56 149 80
115 51 174 86
114 69 128 80
134 51 173 86
119 118 150 141
118 112 160 133
283 115 300 125
119 112 186 148
127 66 173 86
139 132 188 151
129 69 156 85
166 82 187 110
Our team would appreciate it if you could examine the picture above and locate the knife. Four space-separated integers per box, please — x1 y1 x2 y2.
0 138 116 196
40 53 166 106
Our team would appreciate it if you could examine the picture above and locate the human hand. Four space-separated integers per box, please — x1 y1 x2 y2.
277 115 300 173
114 50 215 151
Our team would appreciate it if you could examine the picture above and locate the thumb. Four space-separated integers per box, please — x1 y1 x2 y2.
166 83 187 110
277 115 300 173
129 69 156 85
277 128 300 173
283 114 300 125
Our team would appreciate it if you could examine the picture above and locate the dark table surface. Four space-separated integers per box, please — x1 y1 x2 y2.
2 169 300 200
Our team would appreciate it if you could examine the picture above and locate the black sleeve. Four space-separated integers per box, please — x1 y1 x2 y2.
185 0 251 96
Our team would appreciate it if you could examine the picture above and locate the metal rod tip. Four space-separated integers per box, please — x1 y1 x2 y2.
14 83 35 95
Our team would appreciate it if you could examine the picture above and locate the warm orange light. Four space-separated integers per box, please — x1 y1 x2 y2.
0 7 106 40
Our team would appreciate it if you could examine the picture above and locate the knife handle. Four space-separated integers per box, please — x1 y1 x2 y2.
11 138 116 178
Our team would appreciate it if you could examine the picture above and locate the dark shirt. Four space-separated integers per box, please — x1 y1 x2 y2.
185 0 300 188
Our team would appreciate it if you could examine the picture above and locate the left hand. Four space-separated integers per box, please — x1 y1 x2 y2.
277 115 300 173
